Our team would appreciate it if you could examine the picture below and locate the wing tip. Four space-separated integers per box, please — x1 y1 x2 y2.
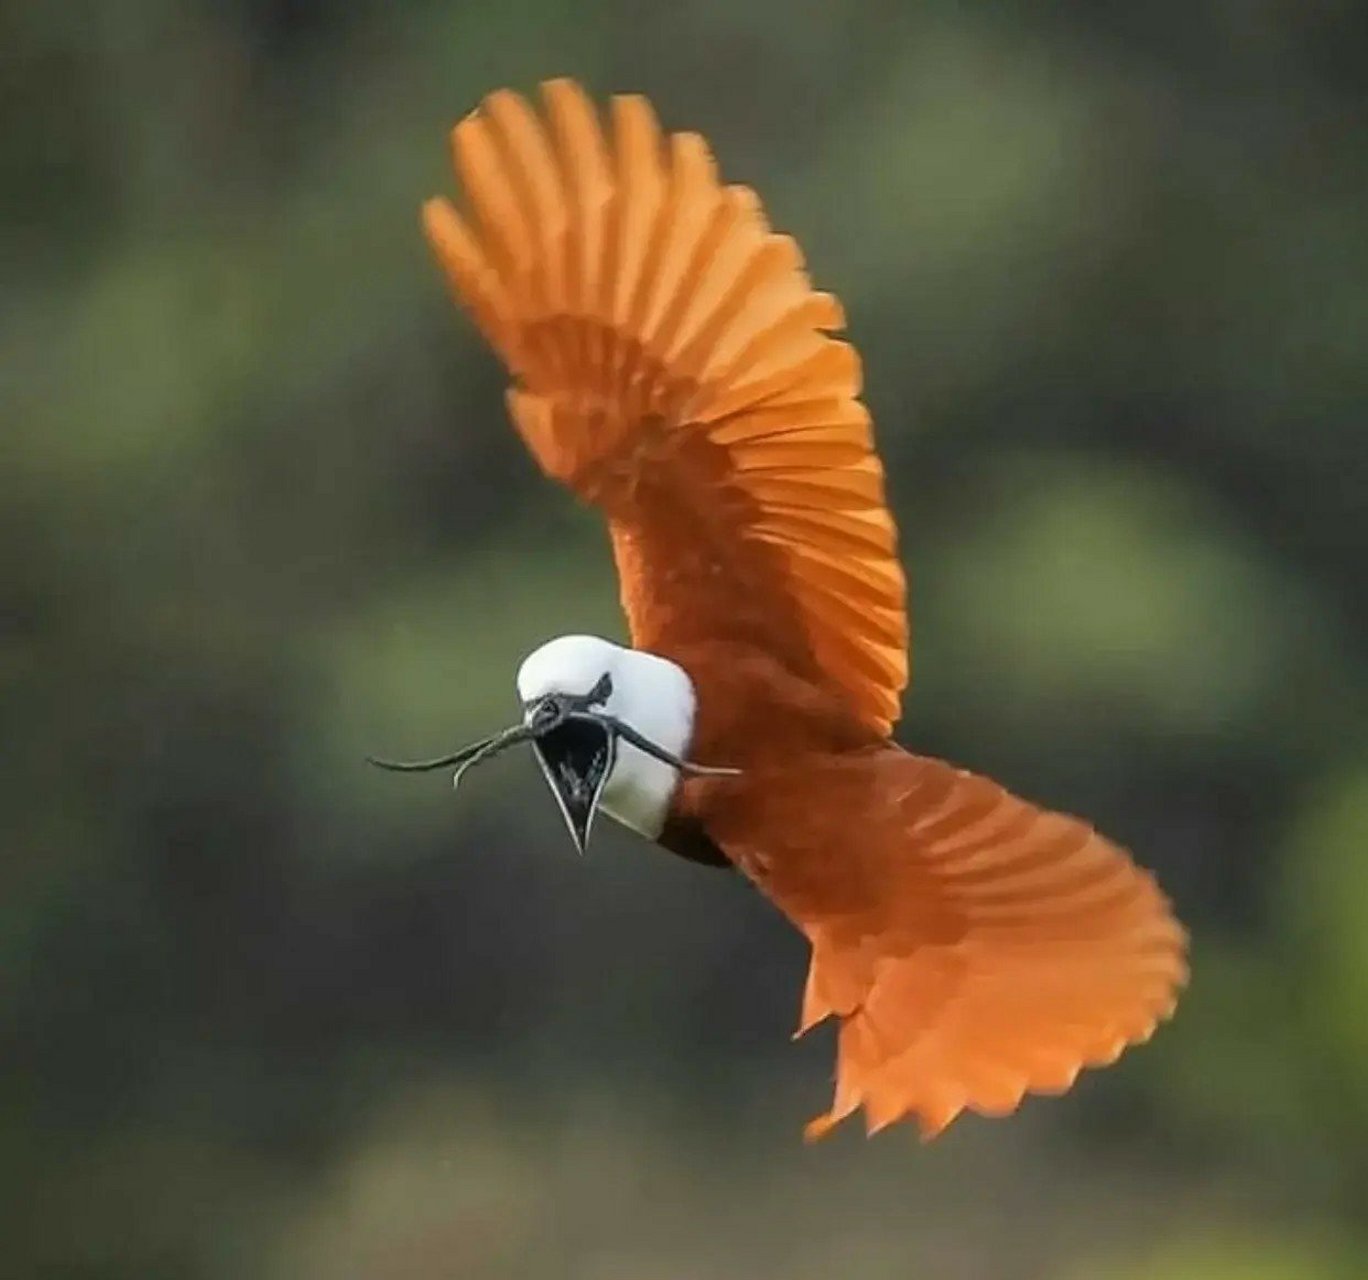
420 193 457 236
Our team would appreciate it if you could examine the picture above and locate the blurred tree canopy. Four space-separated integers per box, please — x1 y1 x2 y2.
4 1 1367 1277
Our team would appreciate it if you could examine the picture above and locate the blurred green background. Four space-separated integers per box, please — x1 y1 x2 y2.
5 2 1367 1277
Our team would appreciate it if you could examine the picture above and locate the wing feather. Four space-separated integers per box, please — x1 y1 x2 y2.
709 406 871 447
702 748 1187 1140
662 189 765 367
749 514 895 559
740 472 882 510
425 79 906 733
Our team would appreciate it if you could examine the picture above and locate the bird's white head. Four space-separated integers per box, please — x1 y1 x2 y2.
515 635 698 848
366 634 733 855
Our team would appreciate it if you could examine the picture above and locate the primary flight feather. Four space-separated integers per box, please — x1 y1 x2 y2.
409 77 1187 1140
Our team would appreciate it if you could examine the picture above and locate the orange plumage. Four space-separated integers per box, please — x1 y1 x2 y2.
422 78 1187 1139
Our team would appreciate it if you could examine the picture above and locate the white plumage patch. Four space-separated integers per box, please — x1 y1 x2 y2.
516 635 696 838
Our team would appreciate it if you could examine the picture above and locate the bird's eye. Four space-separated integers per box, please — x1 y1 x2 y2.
531 695 564 727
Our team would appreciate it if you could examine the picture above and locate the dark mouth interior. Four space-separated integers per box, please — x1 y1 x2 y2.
536 717 612 809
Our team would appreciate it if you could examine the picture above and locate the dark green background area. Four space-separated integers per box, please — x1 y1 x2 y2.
5 2 1366 1276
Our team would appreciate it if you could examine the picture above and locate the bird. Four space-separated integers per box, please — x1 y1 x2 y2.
377 77 1188 1141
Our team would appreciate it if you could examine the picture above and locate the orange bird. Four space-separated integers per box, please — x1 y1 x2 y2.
382 78 1188 1140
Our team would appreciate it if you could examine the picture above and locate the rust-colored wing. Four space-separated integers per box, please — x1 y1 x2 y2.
699 746 1188 1139
423 78 907 735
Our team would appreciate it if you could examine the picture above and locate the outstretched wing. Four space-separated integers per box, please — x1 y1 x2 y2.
699 747 1188 1139
423 78 907 735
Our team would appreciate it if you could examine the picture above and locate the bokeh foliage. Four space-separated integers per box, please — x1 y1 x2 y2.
4 1 1366 1276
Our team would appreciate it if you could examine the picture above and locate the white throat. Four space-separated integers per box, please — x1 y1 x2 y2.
516 635 696 839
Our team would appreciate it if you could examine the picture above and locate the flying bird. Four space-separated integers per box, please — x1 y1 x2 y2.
382 77 1188 1140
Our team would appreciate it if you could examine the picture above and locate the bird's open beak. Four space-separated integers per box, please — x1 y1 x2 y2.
527 712 618 855
368 698 737 854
